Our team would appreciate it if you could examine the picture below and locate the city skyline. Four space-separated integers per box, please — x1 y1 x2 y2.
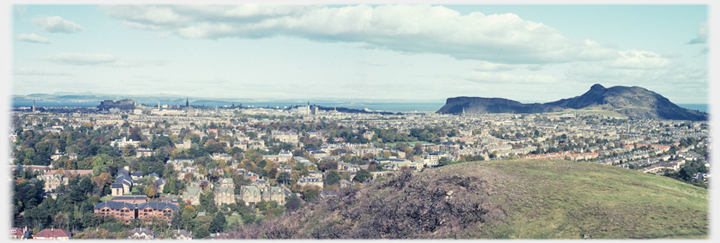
10 4 710 104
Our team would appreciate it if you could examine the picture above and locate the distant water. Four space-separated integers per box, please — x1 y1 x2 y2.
13 100 707 114
13 101 97 108
677 104 707 113
12 100 447 112
227 102 445 112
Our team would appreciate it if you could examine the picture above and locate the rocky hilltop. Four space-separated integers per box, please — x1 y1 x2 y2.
437 84 707 121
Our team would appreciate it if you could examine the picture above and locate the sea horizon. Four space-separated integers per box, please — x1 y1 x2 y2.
10 100 709 113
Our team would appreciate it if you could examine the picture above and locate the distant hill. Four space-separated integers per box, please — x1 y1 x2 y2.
437 84 707 121
221 160 707 239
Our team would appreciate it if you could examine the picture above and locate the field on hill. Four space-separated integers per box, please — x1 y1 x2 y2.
474 160 707 239
224 159 707 239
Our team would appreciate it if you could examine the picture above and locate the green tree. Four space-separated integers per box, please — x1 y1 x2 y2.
208 212 226 234
277 172 291 185
302 187 319 202
122 145 136 157
354 169 371 182
325 170 340 186
194 225 210 239
171 210 182 228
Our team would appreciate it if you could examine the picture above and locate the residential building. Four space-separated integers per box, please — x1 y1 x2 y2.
33 228 72 240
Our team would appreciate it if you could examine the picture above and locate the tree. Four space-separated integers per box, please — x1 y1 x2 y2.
318 160 337 172
79 177 94 194
123 145 136 157
171 210 182 228
354 169 371 182
163 178 177 194
209 212 226 234
277 172 291 185
414 143 423 154
325 171 340 186
181 207 196 230
194 225 210 239
284 195 303 213
302 187 319 202
146 183 158 198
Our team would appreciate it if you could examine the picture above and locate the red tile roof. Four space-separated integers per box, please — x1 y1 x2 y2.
34 228 72 239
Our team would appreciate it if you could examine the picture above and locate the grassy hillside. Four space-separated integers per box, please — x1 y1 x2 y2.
225 159 707 239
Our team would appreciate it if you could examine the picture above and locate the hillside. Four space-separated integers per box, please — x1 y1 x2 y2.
437 84 707 121
436 97 561 114
224 160 708 239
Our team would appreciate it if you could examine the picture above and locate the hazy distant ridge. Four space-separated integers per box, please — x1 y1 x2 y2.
437 84 707 121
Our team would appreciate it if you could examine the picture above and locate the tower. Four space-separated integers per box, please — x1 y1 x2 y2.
32 100 35 113
186 97 189 107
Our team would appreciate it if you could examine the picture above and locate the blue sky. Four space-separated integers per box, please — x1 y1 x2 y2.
8 4 710 104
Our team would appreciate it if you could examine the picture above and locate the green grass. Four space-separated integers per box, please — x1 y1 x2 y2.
226 215 243 227
100 195 113 201
469 159 707 239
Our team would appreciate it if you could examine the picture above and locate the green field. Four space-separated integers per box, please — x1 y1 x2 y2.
472 160 707 239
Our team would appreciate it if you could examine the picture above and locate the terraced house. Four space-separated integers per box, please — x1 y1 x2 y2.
137 201 180 221
94 201 137 223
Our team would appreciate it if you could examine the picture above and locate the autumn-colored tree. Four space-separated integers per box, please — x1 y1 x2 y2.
91 173 111 195
146 183 158 198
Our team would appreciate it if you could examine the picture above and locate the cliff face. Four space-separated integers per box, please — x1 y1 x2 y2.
436 97 561 115
437 84 707 121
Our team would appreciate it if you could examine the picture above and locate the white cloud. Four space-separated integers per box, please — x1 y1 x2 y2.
41 53 167 68
358 60 387 66
473 61 516 72
102 4 622 64
105 60 144 68
464 72 557 84
42 53 117 65
526 64 544 71
14 33 50 44
31 16 83 33
662 52 682 58
14 68 72 76
609 50 678 70
565 63 706 86
687 21 707 44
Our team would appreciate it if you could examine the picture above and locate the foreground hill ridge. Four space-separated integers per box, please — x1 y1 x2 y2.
221 159 707 239
436 84 707 121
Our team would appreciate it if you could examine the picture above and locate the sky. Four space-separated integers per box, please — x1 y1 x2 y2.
8 3 710 104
